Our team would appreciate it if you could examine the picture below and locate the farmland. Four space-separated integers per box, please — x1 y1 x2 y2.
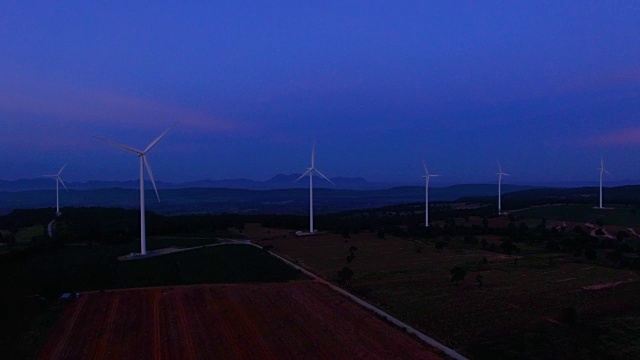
39 282 444 359
1 241 304 359
250 225 640 359
510 204 640 228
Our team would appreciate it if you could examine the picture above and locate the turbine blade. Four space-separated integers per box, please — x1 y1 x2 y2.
311 143 316 168
294 169 312 183
94 136 143 154
57 163 67 176
422 160 429 175
143 156 161 202
58 177 68 190
313 169 334 185
144 123 176 153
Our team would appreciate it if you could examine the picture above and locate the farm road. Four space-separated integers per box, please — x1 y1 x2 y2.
249 242 469 360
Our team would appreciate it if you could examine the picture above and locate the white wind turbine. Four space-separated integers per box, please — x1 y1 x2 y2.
597 156 610 209
43 164 67 216
497 163 509 215
295 143 333 234
95 124 175 255
422 161 440 227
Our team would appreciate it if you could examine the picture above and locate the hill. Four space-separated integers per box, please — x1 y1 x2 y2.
0 184 533 216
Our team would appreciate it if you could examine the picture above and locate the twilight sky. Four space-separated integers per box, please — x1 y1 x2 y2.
1 1 639 184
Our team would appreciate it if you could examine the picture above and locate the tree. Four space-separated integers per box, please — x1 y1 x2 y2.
501 239 519 255
450 266 467 286
616 230 630 241
482 216 489 229
435 241 445 251
476 274 484 288
346 246 357 263
346 252 356 263
338 267 354 284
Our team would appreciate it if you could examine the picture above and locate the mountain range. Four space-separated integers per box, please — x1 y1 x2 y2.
1 174 638 192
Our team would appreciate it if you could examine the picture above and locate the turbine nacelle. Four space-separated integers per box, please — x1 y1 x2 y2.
95 122 176 202
598 156 611 176
422 161 440 179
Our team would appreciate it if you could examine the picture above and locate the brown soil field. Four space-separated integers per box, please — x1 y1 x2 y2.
249 226 640 358
39 281 443 360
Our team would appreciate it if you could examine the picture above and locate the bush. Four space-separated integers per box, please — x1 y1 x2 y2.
450 266 467 286
338 267 354 284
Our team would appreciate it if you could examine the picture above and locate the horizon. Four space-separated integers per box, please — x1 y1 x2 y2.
2 2 639 184
1 172 638 189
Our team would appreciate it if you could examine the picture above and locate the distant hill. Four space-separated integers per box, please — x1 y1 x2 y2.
0 183 533 216
459 185 640 209
0 174 394 192
505 185 640 203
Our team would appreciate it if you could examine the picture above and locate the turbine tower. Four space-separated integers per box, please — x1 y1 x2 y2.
295 143 333 234
95 124 175 255
43 164 67 216
422 161 440 227
597 156 610 209
497 163 509 215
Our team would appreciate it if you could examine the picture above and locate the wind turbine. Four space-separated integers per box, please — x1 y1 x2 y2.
43 164 67 216
95 124 175 255
597 156 610 209
295 143 333 234
497 163 509 215
422 161 440 227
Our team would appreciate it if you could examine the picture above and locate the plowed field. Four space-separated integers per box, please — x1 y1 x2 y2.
39 281 443 359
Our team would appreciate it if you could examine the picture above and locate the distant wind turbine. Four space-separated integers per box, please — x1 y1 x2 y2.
43 164 67 216
597 156 610 209
95 123 176 255
295 143 333 234
422 161 440 227
497 163 509 215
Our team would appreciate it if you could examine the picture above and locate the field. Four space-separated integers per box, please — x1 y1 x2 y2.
39 281 443 359
511 204 640 229
249 225 640 359
1 241 304 359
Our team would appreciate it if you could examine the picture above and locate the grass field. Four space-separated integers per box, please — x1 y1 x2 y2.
39 282 444 360
249 224 640 359
511 204 640 228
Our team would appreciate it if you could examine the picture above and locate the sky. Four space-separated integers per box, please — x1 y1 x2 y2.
1 1 639 184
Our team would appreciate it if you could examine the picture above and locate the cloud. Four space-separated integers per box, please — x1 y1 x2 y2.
0 74 246 133
587 126 640 146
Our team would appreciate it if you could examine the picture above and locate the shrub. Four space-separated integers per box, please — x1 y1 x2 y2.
450 266 467 286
